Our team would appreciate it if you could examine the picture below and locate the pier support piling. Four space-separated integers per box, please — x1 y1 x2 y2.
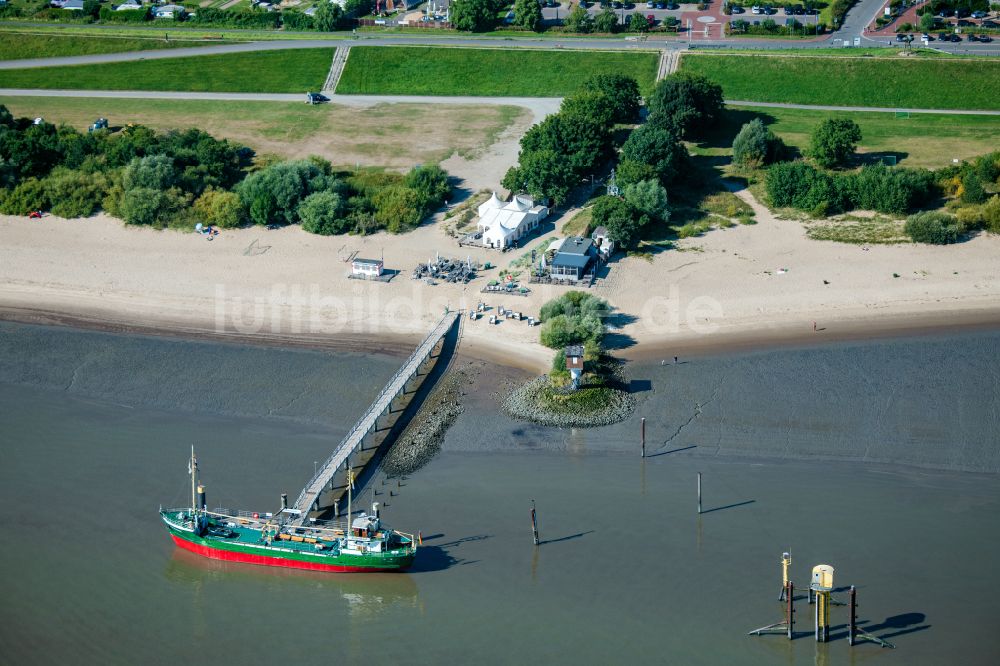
641 417 646 458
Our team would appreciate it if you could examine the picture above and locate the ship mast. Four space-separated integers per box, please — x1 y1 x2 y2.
346 464 353 539
190 445 198 513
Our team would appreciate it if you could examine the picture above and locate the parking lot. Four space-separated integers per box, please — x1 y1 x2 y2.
537 1 819 34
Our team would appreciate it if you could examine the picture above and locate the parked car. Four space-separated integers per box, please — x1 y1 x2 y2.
966 33 979 41
655 2 666 8
763 6 776 15
783 5 792 13
978 34 993 42
792 4 804 14
970 10 986 18
921 32 933 40
730 5 744 13
751 5 761 14
957 19 973 26
305 92 329 104
949 33 962 41
982 20 999 28
665 2 679 8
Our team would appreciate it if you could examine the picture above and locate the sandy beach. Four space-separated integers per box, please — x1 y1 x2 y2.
3 197 1000 371
2 186 1000 370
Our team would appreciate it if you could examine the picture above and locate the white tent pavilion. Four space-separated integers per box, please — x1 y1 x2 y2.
476 193 549 250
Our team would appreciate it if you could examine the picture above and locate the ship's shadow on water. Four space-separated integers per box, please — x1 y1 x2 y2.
409 534 492 572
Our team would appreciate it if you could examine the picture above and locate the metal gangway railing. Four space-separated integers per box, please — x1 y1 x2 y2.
291 312 459 522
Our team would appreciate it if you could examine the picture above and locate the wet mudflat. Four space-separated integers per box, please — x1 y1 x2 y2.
0 323 998 664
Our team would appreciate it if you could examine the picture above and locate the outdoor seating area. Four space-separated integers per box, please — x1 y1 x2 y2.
468 302 537 326
411 254 479 284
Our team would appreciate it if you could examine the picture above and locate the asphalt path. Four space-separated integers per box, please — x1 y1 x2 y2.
727 100 1000 115
0 88 563 120
2 88 993 117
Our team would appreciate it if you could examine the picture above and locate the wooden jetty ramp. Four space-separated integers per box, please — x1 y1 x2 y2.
291 312 460 524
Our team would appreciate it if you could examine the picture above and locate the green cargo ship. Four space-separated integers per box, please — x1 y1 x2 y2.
160 449 416 573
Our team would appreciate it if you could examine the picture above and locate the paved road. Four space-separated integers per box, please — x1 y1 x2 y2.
727 100 1000 116
3 87 993 117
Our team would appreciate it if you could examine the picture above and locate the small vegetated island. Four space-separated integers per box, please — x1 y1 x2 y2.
502 291 637 428
0 105 450 234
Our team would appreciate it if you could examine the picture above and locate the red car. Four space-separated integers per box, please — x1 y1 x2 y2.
28 210 43 219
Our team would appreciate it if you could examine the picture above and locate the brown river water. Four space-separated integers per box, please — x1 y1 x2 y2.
0 322 998 665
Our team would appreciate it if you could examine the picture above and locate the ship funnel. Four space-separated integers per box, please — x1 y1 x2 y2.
197 484 206 511
372 502 380 519
281 493 288 510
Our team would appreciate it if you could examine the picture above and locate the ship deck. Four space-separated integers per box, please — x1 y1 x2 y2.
161 510 412 559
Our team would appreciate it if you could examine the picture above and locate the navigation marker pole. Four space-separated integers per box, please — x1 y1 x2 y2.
697 472 702 515
531 500 540 546
779 551 792 601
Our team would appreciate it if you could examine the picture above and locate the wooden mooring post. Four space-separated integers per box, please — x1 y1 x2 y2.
530 500 540 546
697 472 702 515
641 417 646 458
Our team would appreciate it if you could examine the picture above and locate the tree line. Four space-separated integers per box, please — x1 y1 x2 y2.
0 106 450 235
3 0 373 30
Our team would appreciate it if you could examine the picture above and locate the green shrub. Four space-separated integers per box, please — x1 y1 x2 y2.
809 118 862 169
0 177 48 215
904 211 961 245
298 190 349 235
119 186 188 227
43 167 108 218
404 164 450 208
372 185 424 233
193 187 244 228
732 118 783 168
766 161 846 214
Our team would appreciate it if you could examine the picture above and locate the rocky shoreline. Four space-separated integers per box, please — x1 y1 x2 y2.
380 363 472 476
500 375 637 428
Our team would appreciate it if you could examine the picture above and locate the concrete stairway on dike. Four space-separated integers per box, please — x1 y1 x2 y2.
657 49 682 80
323 46 351 92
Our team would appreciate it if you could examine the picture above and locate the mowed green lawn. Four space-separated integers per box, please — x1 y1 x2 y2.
336 46 659 97
0 49 332 92
680 54 1000 111
0 33 211 61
